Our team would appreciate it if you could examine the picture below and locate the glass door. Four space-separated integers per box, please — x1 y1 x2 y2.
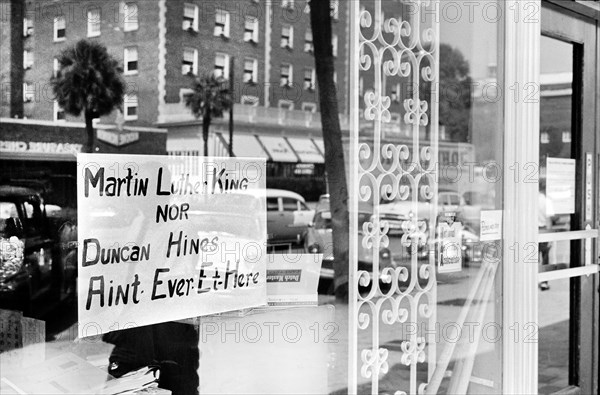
538 3 599 394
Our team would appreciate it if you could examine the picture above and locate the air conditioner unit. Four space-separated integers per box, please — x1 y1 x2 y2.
24 65 31 70
182 64 192 75
280 79 291 88
183 20 193 30
304 43 313 53
23 97 32 103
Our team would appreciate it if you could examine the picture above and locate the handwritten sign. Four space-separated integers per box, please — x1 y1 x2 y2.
437 221 463 273
77 154 267 337
480 210 502 241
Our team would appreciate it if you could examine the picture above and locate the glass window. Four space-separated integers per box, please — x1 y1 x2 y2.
23 50 33 69
244 58 258 84
54 100 65 121
267 198 279 211
124 46 138 74
281 198 299 211
123 3 138 32
54 16 65 41
214 9 230 37
182 48 198 75
281 25 293 48
214 53 229 79
303 68 315 90
183 3 198 31
244 16 258 43
332 34 338 57
87 8 101 37
124 94 138 120
280 64 292 86
304 29 313 53
23 18 33 36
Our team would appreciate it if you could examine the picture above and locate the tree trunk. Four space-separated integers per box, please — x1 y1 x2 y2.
202 114 211 157
84 109 95 153
310 1 349 301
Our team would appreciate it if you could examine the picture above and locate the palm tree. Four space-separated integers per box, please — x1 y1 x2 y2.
184 74 232 156
310 1 349 300
51 40 126 153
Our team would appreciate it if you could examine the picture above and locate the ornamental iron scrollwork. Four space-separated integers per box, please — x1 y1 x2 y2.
354 1 439 394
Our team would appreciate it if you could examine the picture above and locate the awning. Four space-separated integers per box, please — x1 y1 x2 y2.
286 137 324 163
231 134 270 160
258 136 298 162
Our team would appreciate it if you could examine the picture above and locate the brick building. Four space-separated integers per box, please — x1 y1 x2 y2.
1 0 350 198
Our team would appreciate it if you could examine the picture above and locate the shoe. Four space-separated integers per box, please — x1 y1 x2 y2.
539 281 550 291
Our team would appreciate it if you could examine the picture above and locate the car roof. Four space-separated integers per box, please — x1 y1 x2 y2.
0 185 39 198
266 189 306 202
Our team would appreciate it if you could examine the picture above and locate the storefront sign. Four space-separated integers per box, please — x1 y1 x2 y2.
266 254 322 306
437 221 463 273
0 140 83 155
77 154 267 337
97 129 140 147
480 210 503 241
546 157 576 214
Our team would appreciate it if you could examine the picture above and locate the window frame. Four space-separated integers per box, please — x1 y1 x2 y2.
243 58 258 84
214 53 230 80
124 46 138 75
183 3 199 31
123 2 138 32
87 8 101 37
214 9 230 38
124 94 138 121
54 16 66 42
244 16 259 43
281 24 294 49
182 48 198 76
280 63 293 87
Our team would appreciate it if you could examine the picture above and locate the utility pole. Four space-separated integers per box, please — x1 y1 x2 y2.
229 56 234 157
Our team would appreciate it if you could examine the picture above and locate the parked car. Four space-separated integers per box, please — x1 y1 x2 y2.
304 196 394 293
267 189 314 246
0 186 77 314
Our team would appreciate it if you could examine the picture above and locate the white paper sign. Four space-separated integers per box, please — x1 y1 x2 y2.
437 222 463 273
546 157 576 214
480 210 503 241
266 254 322 306
77 154 267 337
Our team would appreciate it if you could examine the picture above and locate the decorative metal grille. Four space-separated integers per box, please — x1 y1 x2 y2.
351 1 440 394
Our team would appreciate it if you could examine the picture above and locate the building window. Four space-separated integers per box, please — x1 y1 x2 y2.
87 8 101 37
303 68 315 90
54 101 65 121
214 53 230 79
280 64 293 87
23 18 33 37
541 132 549 144
330 0 339 21
304 30 313 53
278 100 294 110
241 96 259 106
124 94 138 120
282 0 294 8
214 9 230 38
183 3 198 31
304 0 311 13
53 58 59 77
302 102 316 113
244 58 258 84
54 16 66 41
182 48 198 75
123 3 138 31
124 46 138 74
333 71 337 85
332 34 338 57
23 50 33 69
562 131 571 143
281 25 293 49
244 16 259 43
23 83 34 103
391 83 400 103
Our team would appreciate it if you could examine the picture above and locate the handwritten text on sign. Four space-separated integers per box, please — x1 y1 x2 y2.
77 154 267 337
